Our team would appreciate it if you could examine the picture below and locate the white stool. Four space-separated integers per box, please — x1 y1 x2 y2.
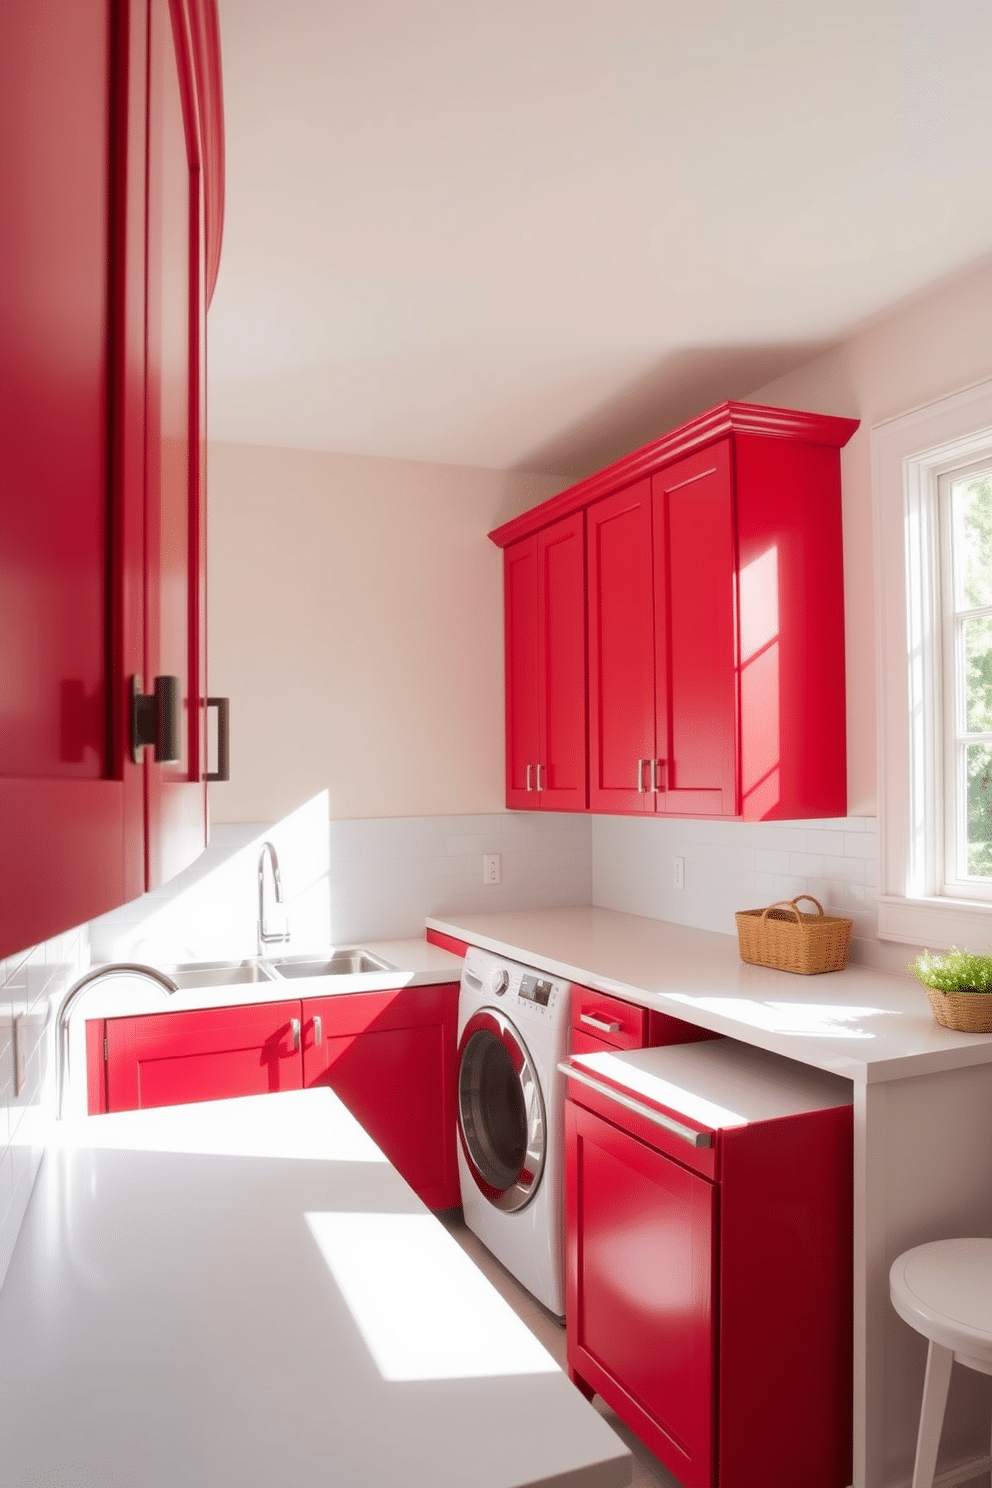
890 1239 992 1488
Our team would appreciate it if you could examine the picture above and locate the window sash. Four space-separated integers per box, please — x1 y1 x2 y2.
939 459 992 899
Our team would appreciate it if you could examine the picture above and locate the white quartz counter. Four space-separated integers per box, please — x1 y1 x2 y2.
426 906 992 1085
0 1089 630 1488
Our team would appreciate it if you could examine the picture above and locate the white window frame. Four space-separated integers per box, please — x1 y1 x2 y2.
873 376 992 946
939 458 992 900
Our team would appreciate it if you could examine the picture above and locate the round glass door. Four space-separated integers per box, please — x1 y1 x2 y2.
458 1008 546 1213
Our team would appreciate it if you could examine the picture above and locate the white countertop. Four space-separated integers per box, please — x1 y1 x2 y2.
426 906 992 1085
0 1089 630 1488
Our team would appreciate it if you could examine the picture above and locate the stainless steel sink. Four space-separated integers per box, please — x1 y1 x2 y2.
166 959 278 990
266 949 396 979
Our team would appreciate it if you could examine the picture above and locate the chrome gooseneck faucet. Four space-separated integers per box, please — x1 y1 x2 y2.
258 840 291 955
57 962 179 1119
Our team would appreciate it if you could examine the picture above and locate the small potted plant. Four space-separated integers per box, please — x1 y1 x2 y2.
911 947 992 1033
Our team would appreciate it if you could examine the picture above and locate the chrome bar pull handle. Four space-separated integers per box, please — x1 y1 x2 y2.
580 1012 622 1034
289 1017 301 1052
525 763 533 792
654 758 667 792
536 762 544 792
637 758 651 792
312 1015 322 1047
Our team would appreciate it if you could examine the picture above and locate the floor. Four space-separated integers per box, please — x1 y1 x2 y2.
439 1209 683 1488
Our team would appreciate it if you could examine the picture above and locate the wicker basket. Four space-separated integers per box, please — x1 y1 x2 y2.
735 895 853 975
925 985 992 1034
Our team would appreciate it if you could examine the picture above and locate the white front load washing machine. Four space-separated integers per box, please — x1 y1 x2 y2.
456 945 572 1317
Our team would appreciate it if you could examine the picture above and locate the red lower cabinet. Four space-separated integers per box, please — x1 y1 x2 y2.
99 1001 303 1113
301 983 460 1211
92 981 460 1210
565 1042 853 1488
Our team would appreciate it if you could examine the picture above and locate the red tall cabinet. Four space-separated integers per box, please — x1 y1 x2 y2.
491 403 858 821
0 0 224 959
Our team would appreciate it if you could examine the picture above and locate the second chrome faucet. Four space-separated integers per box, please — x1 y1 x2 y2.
257 841 291 955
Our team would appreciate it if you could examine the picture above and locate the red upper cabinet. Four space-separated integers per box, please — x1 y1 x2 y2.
0 0 224 958
492 403 857 822
504 512 587 811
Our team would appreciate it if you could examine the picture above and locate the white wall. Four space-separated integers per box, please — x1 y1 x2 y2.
207 442 562 823
745 255 992 817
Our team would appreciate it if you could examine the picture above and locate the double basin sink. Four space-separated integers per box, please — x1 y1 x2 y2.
167 948 396 991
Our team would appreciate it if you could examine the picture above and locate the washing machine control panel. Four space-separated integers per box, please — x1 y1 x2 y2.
462 947 570 1026
519 973 554 1008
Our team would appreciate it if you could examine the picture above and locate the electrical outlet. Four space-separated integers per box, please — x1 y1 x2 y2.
483 853 501 885
673 856 685 890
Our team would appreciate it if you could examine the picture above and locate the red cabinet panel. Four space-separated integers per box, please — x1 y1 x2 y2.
144 0 210 887
566 1100 716 1488
301 984 460 1210
0 0 222 959
587 482 655 813
653 444 737 815
504 513 587 811
104 1001 302 1112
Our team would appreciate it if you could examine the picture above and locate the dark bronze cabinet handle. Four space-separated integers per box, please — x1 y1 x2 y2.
130 674 181 764
207 696 230 781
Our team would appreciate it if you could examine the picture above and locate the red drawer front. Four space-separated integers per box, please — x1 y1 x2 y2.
564 1072 718 1181
572 984 648 1049
425 928 470 959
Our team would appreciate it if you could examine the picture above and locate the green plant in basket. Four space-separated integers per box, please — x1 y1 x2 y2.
911 947 992 994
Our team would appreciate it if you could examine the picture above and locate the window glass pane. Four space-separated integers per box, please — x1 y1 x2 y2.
953 473 992 611
966 742 992 878
964 615 992 734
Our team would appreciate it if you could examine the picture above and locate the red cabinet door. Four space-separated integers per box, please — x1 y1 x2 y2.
538 512 587 810
143 0 209 886
0 0 143 958
504 514 587 811
302 984 460 1210
587 481 656 812
104 1000 303 1112
566 1098 717 1488
504 536 541 808
652 442 738 816
0 0 221 959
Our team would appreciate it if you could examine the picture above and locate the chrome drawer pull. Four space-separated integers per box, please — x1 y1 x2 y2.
580 1012 622 1034
559 1061 713 1149
289 1017 301 1052
526 763 534 792
536 761 544 792
637 757 651 792
312 1015 322 1047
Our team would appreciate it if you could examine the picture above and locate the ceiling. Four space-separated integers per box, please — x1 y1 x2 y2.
207 0 992 478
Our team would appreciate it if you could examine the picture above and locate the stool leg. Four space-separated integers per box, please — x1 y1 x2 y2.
913 1340 954 1488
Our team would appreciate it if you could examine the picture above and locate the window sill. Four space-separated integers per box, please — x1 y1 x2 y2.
877 894 992 949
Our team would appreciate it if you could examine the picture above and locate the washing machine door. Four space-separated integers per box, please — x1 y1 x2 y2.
458 1008 546 1214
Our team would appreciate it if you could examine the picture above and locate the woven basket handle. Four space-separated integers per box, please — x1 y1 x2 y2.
760 895 825 924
